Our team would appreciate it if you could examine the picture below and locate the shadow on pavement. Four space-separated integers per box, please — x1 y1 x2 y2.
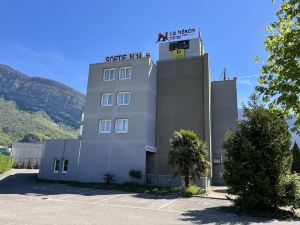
212 189 227 194
0 173 124 197
131 192 181 200
0 172 190 200
180 206 300 225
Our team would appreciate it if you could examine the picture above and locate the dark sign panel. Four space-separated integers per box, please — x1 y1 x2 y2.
169 40 190 51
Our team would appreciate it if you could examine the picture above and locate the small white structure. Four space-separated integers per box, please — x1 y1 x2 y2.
11 142 44 169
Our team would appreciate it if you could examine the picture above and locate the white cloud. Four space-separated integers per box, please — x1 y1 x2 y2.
237 74 259 86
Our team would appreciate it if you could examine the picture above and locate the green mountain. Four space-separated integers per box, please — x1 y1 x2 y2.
0 97 78 147
0 64 85 128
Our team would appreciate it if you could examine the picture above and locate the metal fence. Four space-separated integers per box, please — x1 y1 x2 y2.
12 157 40 169
145 174 210 190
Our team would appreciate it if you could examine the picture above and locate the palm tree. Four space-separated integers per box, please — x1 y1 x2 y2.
168 129 209 187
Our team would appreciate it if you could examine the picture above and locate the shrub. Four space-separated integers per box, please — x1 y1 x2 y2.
103 172 114 184
283 174 300 209
223 94 299 212
129 170 142 182
0 154 13 173
183 185 204 196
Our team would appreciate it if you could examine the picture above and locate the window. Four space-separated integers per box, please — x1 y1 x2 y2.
62 159 69 173
101 93 114 106
117 92 130 105
53 159 60 173
103 68 115 81
115 119 128 133
99 120 112 133
119 67 132 80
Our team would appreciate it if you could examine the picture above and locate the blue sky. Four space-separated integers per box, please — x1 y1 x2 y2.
0 0 281 107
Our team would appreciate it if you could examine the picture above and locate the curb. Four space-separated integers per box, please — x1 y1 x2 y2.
193 194 229 201
0 169 14 181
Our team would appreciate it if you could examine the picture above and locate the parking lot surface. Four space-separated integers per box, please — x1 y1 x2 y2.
0 170 298 225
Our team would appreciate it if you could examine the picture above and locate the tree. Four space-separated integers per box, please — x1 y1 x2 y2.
291 142 300 173
168 129 209 187
223 94 300 212
256 0 300 134
0 133 12 148
21 131 47 143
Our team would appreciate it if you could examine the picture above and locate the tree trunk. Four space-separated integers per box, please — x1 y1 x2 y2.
184 175 189 188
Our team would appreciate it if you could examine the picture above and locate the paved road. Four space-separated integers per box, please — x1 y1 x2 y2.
0 170 298 225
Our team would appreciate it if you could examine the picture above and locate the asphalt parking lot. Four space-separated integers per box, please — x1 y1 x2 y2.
0 170 298 225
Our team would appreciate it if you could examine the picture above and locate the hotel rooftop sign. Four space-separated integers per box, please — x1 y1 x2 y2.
156 28 198 43
105 52 148 62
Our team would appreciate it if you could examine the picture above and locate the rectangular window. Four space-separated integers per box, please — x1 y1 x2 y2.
101 93 114 106
103 69 115 81
119 67 132 80
53 159 60 173
99 120 112 133
62 159 69 173
115 119 128 133
117 92 130 105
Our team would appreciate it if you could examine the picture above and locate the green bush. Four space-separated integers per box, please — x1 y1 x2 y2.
129 170 142 182
103 172 114 184
223 94 299 212
283 174 300 209
0 154 13 173
183 185 204 196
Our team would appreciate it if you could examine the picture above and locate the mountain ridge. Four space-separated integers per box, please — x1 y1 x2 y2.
0 64 85 128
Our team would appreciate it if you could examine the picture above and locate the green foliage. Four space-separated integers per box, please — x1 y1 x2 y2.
169 129 210 187
291 142 300 173
183 185 204 196
283 173 300 209
0 133 12 147
223 94 299 212
256 0 300 134
0 154 13 173
129 170 142 181
0 98 78 146
21 131 47 143
103 172 114 184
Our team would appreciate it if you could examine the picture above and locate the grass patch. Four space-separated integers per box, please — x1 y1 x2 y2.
38 179 205 196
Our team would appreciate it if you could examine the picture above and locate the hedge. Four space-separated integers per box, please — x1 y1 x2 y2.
0 154 13 174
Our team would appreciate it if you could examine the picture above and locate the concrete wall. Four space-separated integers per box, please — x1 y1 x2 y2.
211 79 238 185
11 142 44 168
77 57 157 183
38 139 81 180
155 54 212 176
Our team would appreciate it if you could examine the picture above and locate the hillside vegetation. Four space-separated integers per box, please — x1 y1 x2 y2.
0 64 85 128
0 98 78 147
